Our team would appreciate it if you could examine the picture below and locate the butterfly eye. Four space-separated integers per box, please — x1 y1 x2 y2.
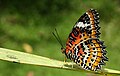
61 48 65 53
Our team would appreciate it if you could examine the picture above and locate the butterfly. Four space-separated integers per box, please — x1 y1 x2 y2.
53 9 108 71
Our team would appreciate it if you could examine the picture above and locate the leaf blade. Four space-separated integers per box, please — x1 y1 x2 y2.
0 48 120 75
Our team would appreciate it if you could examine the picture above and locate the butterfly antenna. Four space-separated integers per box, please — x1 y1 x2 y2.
55 28 63 46
52 29 64 48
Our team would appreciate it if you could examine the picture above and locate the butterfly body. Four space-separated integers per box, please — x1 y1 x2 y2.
62 9 108 71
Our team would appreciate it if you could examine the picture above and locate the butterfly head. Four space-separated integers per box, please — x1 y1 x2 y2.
61 47 65 54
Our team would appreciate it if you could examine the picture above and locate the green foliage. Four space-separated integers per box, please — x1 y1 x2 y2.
0 0 120 76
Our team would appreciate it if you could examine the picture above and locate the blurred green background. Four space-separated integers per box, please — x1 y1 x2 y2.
0 0 120 76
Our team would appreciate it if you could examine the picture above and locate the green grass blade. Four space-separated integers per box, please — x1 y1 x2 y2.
0 48 120 75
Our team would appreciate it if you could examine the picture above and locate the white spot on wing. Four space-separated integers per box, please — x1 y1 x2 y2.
74 22 90 28
74 22 85 28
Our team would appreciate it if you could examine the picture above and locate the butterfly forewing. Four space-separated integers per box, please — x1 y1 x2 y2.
65 9 108 71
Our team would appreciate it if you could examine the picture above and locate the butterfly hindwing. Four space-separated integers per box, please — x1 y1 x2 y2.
65 9 108 71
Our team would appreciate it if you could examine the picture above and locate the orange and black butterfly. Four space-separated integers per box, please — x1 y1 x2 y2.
53 9 108 71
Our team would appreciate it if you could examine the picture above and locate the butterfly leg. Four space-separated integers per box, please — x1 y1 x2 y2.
72 61 74 68
60 57 67 68
64 56 67 63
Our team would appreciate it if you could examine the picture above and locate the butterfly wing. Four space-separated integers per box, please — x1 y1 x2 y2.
65 9 108 71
